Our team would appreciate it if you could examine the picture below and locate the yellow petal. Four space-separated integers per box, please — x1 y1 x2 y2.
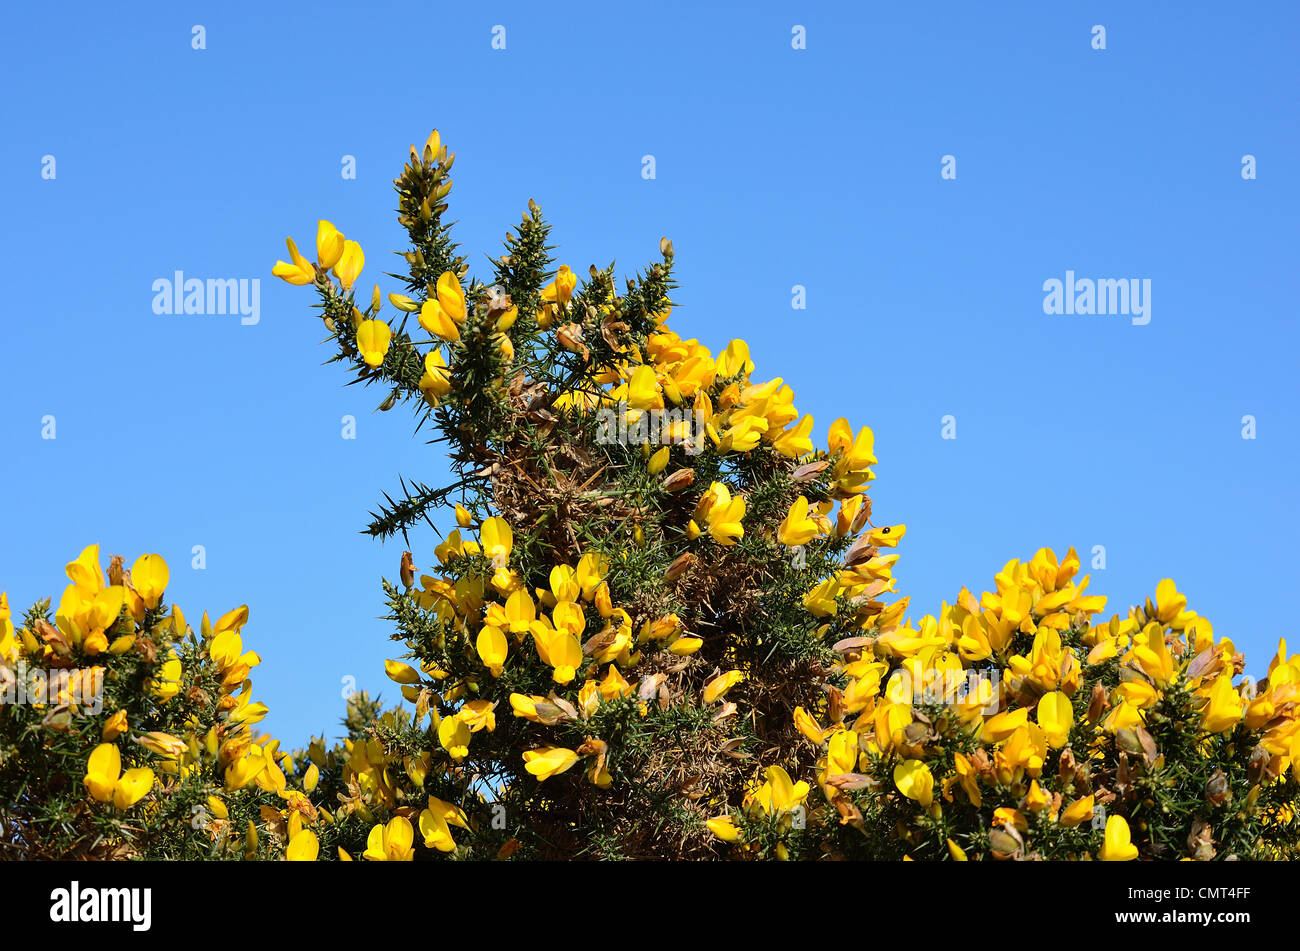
436 271 467 324
83 743 121 802
112 767 154 810
893 759 934 808
1099 814 1139 861
316 220 345 270
130 554 169 610
286 829 320 861
385 659 421 685
522 746 579 781
1036 691 1074 748
355 319 391 368
334 240 365 290
707 815 742 842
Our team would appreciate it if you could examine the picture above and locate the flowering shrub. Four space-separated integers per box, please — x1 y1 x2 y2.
267 130 1300 861
5 131 1293 862
0 547 336 860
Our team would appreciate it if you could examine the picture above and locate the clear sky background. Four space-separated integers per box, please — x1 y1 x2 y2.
2 1 1296 747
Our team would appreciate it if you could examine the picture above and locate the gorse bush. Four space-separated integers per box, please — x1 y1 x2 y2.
0 548 303 858
2 130 1295 861
0 545 394 860
267 129 1300 861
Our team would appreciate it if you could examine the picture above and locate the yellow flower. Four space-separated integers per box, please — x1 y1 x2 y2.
867 524 905 549
419 795 469 852
523 746 579 781
316 220 345 270
575 553 609 600
476 625 508 676
754 765 809 815
151 649 182 701
703 670 745 704
702 482 745 546
952 752 982 807
83 743 120 802
112 768 154 811
419 271 467 342
1152 578 1187 625
364 816 415 861
794 706 829 744
777 496 819 547
131 553 168 610
534 623 582 684
419 349 452 402
438 714 472 760
802 578 839 617
980 707 1028 744
829 420 877 492
1134 621 1175 686
225 750 267 791
209 628 243 671
715 339 753 378
541 264 577 312
826 729 858 777
1201 675 1243 733
504 589 535 634
101 709 128 741
385 659 421 685
66 544 104 590
1060 794 1094 828
356 319 391 368
772 414 814 458
481 517 514 585
272 237 316 285
509 693 548 721
893 759 934 808
286 829 320 861
83 744 154 810
334 239 364 290
459 699 497 732
1103 699 1144 733
707 815 742 842
1037 691 1074 748
1099 814 1139 861
668 635 703 655
1025 779 1048 812
626 365 663 412
547 565 580 604
0 594 16 663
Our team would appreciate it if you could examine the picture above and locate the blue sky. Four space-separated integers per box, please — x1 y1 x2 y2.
2 1 1296 746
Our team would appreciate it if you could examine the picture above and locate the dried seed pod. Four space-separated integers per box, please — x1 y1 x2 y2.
661 468 695 492
793 461 829 482
663 552 695 581
1204 770 1231 807
1086 682 1110 723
